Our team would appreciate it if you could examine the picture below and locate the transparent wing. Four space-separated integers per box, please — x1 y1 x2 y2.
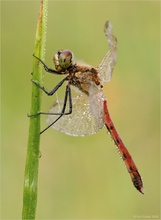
46 85 105 137
98 21 117 83
88 82 105 128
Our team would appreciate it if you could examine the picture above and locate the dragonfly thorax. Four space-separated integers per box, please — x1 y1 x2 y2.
67 65 102 95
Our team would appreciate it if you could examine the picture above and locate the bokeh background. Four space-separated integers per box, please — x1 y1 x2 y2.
1 1 160 219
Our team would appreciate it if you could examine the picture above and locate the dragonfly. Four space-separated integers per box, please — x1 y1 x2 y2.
31 21 144 194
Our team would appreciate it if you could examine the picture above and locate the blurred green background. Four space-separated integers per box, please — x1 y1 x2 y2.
1 1 160 219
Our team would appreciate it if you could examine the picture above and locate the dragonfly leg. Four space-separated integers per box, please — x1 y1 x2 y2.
33 54 60 74
31 76 68 96
28 84 72 133
40 84 72 134
28 76 69 117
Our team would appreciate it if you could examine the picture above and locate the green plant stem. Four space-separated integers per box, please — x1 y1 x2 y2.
22 1 48 219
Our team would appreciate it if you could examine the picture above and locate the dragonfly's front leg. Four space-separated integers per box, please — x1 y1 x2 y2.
33 54 60 74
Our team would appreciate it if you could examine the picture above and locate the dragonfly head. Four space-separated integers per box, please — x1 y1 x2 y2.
53 50 74 71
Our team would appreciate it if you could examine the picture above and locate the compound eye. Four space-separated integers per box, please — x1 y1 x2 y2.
58 50 74 69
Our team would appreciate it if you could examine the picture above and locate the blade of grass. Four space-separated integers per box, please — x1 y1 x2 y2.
22 0 48 219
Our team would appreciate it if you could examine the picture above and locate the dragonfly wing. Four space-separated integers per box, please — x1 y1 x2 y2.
98 21 117 83
46 90 104 136
88 83 105 130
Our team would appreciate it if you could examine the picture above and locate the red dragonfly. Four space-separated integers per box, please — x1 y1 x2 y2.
31 21 144 194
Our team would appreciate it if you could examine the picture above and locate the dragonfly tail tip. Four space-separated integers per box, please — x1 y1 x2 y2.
139 186 144 194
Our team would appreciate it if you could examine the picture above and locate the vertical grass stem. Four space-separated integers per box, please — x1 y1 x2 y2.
22 1 48 219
